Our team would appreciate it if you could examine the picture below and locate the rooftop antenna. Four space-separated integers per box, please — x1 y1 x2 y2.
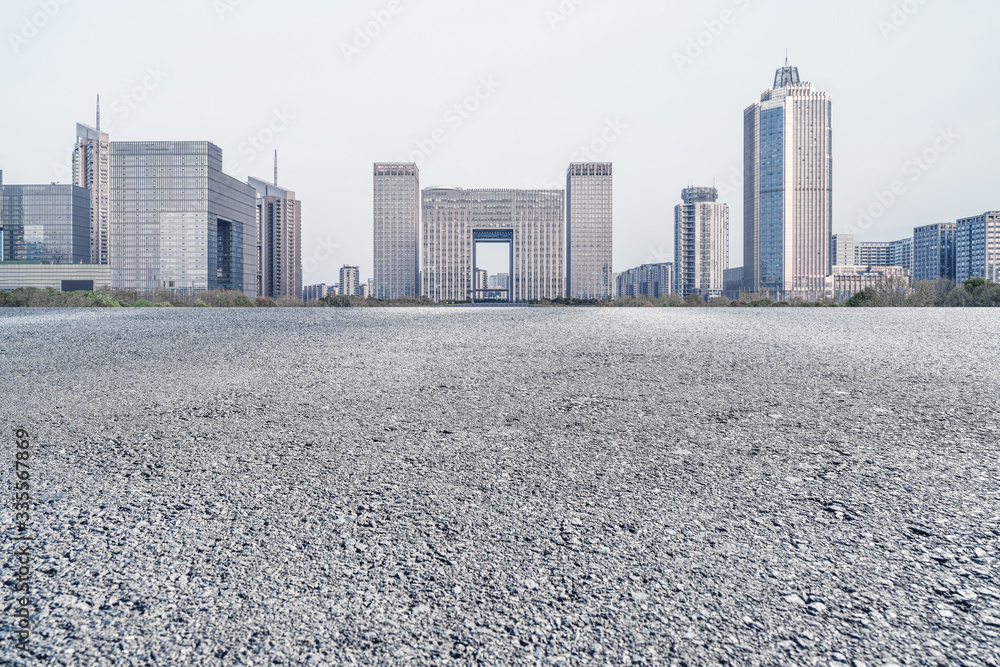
785 49 789 67
274 150 278 186
96 94 101 132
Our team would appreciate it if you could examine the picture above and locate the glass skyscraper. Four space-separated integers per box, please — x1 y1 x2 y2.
110 142 257 295
744 61 833 300
0 174 91 265
373 163 420 300
567 163 613 300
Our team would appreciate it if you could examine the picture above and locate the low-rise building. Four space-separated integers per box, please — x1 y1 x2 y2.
830 265 909 303
0 262 112 292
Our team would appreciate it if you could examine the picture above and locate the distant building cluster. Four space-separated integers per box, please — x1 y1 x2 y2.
0 100 304 299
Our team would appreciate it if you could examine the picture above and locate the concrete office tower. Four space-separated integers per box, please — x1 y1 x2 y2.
374 163 420 299
73 104 111 265
567 163 613 300
249 175 301 301
744 60 833 300
675 187 729 299
0 181 91 264
422 187 565 303
956 212 1000 283
912 223 957 282
340 265 360 296
110 142 257 295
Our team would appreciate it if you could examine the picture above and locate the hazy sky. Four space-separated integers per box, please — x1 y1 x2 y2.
2 0 997 284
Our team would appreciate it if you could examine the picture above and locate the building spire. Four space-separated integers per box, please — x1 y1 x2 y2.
96 94 101 132
274 150 278 186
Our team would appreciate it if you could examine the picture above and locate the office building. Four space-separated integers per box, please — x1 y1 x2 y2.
617 263 674 299
832 234 913 273
956 212 1000 283
250 172 301 302
374 163 420 300
567 163 613 300
744 60 833 300
73 108 111 265
912 223 956 283
489 273 510 291
723 267 745 299
0 262 111 292
675 187 729 299
422 186 564 302
110 141 257 295
340 265 360 296
0 177 91 265
302 284 328 302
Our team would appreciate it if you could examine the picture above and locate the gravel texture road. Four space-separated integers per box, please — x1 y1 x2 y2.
1 308 999 666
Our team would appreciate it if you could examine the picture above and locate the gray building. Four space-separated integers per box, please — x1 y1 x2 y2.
0 175 91 265
832 234 913 273
250 175 301 302
110 141 257 295
567 163 613 300
617 263 674 299
912 223 956 283
73 114 111 266
422 186 564 303
0 262 111 292
723 267 745 299
339 265 360 296
956 211 1000 283
374 163 420 300
675 187 729 299
744 60 833 300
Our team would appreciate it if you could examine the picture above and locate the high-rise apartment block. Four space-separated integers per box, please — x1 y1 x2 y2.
373 163 420 300
73 116 111 266
250 176 301 301
956 212 1000 283
744 61 833 300
616 263 674 299
110 142 257 295
912 223 956 283
302 284 328 302
422 187 564 302
0 176 91 265
675 187 729 299
566 163 613 300
339 265 360 296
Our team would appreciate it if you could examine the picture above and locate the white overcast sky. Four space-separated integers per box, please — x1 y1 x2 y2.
1 0 997 284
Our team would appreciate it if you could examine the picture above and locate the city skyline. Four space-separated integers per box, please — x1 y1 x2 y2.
1 1 996 286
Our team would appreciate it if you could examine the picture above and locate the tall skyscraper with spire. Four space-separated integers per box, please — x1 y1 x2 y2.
250 151 302 301
73 96 111 265
743 59 833 300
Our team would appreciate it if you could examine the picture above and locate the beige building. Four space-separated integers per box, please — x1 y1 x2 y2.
73 115 111 266
250 176 301 302
422 187 564 302
831 265 909 303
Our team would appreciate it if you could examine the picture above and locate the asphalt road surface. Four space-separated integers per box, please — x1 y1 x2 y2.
1 308 998 666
